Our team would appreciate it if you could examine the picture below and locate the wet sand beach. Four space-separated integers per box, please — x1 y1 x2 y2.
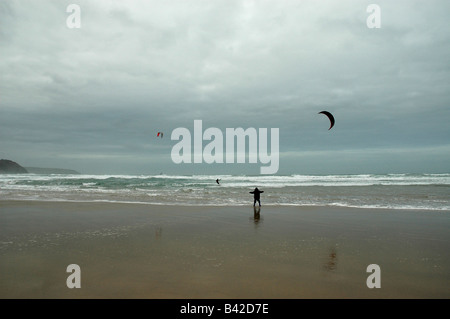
0 200 449 298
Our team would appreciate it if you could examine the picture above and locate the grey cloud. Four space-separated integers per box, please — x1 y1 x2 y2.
1 0 449 174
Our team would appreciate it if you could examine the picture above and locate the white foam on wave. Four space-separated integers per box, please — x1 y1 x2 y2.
1 173 449 211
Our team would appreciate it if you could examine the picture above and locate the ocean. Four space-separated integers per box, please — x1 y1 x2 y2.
1 173 449 210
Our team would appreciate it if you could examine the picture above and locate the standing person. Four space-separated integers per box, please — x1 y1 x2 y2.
250 187 264 206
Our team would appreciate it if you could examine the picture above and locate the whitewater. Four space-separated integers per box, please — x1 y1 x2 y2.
0 173 449 210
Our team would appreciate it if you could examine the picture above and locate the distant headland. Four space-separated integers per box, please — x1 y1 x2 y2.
25 167 80 174
0 159 80 174
0 159 28 174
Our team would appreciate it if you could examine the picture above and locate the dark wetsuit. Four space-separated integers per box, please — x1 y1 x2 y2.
249 188 264 206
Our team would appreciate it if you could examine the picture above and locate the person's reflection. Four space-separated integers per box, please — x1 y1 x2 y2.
251 206 262 226
323 246 337 271
155 226 162 240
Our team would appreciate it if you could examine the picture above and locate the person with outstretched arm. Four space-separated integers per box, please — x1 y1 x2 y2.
250 187 264 207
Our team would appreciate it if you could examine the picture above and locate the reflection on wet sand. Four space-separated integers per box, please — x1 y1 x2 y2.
250 206 263 227
323 246 337 271
155 226 162 240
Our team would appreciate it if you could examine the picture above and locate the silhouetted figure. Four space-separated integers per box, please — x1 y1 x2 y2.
216 179 220 185
250 187 264 206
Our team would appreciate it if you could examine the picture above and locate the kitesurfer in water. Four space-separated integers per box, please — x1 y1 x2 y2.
250 187 264 206
216 179 220 185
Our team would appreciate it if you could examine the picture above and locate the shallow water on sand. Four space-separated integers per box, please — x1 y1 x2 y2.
0 201 449 298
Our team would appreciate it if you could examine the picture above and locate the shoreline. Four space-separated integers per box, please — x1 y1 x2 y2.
1 198 449 212
1 200 449 298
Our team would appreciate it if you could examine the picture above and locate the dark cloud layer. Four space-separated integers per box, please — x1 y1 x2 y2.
1 0 449 174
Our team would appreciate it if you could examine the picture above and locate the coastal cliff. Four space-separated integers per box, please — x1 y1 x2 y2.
0 159 28 174
0 159 80 174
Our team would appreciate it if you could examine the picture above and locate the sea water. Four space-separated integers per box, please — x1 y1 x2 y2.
1 173 449 210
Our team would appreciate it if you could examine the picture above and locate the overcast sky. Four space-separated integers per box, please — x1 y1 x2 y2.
1 0 449 175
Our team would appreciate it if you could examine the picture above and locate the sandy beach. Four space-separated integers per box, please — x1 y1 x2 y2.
0 200 448 299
